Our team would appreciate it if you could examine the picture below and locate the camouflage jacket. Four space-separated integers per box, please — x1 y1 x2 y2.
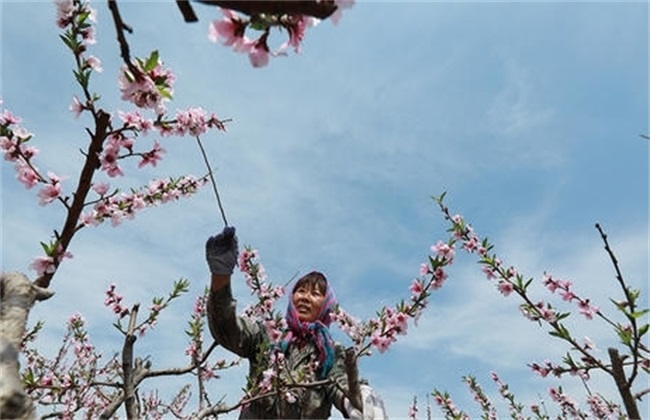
207 284 350 419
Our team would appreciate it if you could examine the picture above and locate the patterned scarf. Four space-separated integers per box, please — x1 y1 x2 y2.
281 275 338 378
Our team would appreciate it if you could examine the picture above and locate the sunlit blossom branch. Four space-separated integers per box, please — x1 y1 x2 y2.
433 193 646 419
434 195 616 375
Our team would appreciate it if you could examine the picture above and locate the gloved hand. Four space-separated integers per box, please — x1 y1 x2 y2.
205 226 238 275
343 384 388 420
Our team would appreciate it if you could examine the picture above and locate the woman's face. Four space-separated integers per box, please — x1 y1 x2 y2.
292 283 326 323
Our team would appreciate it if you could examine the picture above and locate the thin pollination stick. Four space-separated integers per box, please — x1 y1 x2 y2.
195 136 229 227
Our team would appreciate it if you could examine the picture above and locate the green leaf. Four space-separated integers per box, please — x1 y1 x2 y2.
432 191 446 205
59 33 76 50
39 241 56 255
144 50 160 72
630 309 650 319
638 323 649 338
158 87 173 100
616 325 633 345
524 277 533 289
610 298 628 312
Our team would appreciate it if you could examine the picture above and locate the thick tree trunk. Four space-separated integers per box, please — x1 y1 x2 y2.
0 272 53 419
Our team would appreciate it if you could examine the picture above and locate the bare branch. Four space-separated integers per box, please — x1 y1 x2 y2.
107 0 142 79
176 0 198 22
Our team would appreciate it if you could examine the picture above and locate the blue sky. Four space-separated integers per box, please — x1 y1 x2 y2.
1 1 648 418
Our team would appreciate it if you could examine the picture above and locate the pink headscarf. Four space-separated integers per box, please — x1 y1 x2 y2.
281 271 337 378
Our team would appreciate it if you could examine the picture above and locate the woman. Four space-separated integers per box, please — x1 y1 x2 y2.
205 227 386 419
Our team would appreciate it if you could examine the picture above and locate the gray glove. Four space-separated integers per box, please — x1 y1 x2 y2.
205 226 238 275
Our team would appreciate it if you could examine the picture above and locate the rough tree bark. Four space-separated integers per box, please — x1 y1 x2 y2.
0 272 54 419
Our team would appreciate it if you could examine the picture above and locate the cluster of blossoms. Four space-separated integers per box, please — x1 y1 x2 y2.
431 390 468 420
489 372 525 419
184 289 236 384
585 394 626 418
426 195 646 419
462 376 497 420
55 0 96 37
548 386 581 418
208 0 354 67
368 306 410 353
118 51 175 115
100 107 226 178
238 247 287 342
445 208 602 326
79 175 207 228
28 243 74 277
140 387 192 420
23 278 240 418
5 0 225 280
423 370 628 420
543 272 600 320
428 370 626 420
331 225 461 357
258 351 286 394
1 106 66 209
528 359 563 378
103 280 189 337
104 283 130 318
331 307 363 346
185 293 208 360
22 314 118 418
407 397 418 420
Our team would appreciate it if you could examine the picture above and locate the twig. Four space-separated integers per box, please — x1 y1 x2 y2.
635 387 650 401
176 0 198 22
107 0 141 79
596 223 642 385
